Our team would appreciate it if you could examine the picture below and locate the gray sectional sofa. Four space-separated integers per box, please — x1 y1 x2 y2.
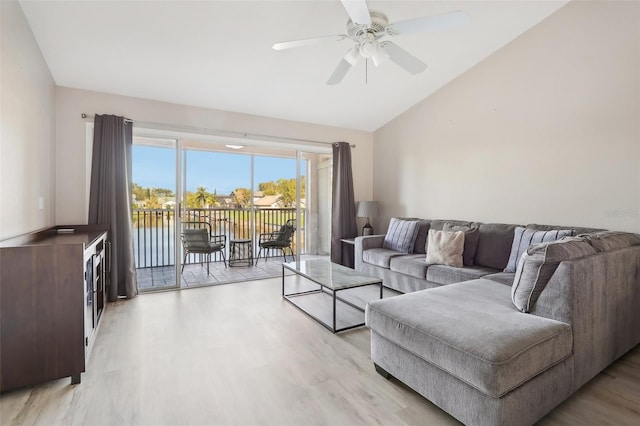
357 218 640 426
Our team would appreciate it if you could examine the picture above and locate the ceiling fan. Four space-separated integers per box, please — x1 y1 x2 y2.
272 0 470 85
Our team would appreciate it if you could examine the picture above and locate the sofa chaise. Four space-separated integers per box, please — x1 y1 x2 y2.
357 218 640 425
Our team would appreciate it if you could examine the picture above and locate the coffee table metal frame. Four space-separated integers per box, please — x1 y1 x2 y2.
282 260 383 333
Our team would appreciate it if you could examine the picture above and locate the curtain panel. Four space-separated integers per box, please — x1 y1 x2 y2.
331 142 357 266
88 114 137 300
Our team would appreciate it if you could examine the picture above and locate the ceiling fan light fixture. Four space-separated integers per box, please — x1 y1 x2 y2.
359 40 377 58
344 46 360 65
371 45 389 67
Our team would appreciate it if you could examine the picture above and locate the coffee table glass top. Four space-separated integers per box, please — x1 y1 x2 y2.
282 259 381 290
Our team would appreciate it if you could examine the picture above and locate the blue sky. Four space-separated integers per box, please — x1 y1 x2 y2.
132 146 304 195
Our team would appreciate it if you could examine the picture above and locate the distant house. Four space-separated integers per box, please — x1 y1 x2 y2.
254 194 282 208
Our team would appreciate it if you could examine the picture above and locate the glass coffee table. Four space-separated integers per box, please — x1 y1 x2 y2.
282 259 383 333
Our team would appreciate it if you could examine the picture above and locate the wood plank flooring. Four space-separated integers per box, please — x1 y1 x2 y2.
1 277 639 426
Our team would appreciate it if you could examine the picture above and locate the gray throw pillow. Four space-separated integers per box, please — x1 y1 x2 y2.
443 223 479 266
383 218 420 254
504 227 574 273
511 237 597 312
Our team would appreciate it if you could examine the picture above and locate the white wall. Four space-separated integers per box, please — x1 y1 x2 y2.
0 1 56 240
373 0 640 233
55 88 373 225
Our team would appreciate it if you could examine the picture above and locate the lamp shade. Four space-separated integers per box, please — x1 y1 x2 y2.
357 201 379 218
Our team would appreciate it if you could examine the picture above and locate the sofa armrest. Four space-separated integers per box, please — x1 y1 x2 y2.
355 235 386 271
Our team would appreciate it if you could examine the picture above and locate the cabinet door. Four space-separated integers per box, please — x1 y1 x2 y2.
0 244 85 391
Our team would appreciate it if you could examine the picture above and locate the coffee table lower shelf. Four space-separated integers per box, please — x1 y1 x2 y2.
282 262 383 333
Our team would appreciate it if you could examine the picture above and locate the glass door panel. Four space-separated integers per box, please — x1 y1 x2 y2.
298 151 332 259
253 154 298 262
181 148 251 286
131 138 179 291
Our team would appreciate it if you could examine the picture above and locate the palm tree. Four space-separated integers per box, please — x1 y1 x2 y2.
195 186 209 208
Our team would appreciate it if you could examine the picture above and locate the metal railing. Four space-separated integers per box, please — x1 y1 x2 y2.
132 208 305 268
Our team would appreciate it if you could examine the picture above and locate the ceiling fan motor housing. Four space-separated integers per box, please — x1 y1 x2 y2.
346 10 389 40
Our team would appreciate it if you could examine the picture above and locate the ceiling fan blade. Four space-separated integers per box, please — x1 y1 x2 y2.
341 0 372 26
327 58 353 85
387 10 470 35
380 42 427 75
272 35 346 51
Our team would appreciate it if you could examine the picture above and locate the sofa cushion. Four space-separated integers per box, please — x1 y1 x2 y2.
383 218 421 254
504 227 574 273
412 220 432 254
424 219 472 253
426 265 498 285
484 272 516 286
474 223 518 270
425 230 465 267
512 237 597 312
527 223 606 236
580 231 640 252
362 248 403 268
366 279 573 398
443 223 480 266
389 254 429 279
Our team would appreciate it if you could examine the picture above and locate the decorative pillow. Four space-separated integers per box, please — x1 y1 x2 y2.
443 223 480 266
504 227 574 273
425 230 465 268
383 218 421 254
511 237 597 312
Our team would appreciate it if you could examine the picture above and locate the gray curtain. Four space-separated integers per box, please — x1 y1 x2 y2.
89 114 138 300
331 142 358 266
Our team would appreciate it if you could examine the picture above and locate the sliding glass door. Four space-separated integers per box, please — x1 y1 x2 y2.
132 133 331 291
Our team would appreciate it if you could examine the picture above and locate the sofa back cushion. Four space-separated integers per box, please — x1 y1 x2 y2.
383 218 420 254
443 223 480 266
504 227 574 273
527 223 606 236
512 237 597 312
580 231 640 252
474 223 518 270
412 220 432 254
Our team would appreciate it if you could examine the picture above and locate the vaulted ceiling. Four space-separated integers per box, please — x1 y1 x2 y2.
20 0 568 131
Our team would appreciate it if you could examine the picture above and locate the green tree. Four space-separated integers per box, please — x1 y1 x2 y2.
195 186 209 208
147 195 162 209
231 188 251 208
258 181 277 196
277 178 296 207
154 187 175 198
132 182 147 201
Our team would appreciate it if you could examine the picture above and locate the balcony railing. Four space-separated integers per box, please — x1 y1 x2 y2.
132 208 305 269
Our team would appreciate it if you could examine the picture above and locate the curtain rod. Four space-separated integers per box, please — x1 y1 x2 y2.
80 113 356 148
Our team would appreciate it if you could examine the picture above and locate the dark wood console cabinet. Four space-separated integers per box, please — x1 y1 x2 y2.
0 225 109 392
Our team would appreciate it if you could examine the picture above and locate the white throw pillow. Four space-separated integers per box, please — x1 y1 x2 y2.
425 230 465 267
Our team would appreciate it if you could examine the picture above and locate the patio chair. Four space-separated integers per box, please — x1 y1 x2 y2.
181 222 227 274
256 219 296 264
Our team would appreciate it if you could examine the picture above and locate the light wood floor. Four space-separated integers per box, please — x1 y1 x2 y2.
1 278 639 426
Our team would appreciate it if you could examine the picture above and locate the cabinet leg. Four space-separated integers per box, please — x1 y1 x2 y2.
71 373 81 385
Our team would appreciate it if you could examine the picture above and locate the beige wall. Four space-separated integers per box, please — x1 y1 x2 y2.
0 1 56 240
56 88 373 225
373 0 640 233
